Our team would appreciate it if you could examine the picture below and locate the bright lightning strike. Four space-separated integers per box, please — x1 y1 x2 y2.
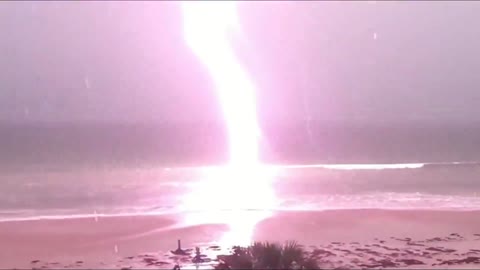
182 1 260 168
180 1 276 246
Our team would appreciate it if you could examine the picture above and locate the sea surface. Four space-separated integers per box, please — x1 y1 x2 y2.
2 162 480 222
1 122 480 221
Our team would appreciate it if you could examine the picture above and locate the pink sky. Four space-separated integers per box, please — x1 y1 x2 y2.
1 1 480 124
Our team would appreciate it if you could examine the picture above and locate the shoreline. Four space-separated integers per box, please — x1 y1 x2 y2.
2 207 480 223
0 209 480 269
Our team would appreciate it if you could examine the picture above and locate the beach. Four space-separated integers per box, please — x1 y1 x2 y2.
3 1 480 269
2 163 480 269
1 209 480 269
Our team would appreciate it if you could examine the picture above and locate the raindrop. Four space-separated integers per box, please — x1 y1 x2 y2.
84 76 91 89
30 3 37 14
23 107 30 117
373 32 378 40
114 245 118 253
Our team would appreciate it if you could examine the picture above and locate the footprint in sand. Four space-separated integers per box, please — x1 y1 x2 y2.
426 247 456 253
207 245 221 251
313 249 335 255
396 259 425 266
391 237 411 242
440 256 480 265
359 259 398 268
380 246 400 252
407 241 425 247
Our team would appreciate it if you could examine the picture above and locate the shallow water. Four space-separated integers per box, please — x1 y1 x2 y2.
2 162 480 221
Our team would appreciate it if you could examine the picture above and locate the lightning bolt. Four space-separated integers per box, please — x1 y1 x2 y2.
180 1 276 247
182 1 260 168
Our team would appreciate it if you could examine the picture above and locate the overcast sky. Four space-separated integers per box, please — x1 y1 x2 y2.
1 1 480 125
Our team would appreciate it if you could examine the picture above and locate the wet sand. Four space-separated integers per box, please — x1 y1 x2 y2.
1 209 480 269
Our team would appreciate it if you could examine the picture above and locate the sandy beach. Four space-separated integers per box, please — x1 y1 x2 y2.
1 209 480 269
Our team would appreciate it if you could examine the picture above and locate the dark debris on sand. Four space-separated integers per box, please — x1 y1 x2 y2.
25 233 480 270
161 234 480 270
439 256 480 265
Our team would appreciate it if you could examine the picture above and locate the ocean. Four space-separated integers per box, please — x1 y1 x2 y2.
1 122 480 221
